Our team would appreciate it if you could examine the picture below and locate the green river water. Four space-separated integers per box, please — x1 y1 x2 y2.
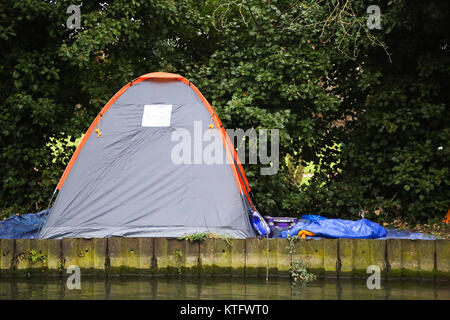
0 276 449 300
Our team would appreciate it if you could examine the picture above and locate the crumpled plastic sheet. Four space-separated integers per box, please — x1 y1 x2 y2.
273 215 436 240
0 209 50 239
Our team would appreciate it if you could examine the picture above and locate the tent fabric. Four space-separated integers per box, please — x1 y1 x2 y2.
39 73 256 239
0 209 50 239
56 73 253 206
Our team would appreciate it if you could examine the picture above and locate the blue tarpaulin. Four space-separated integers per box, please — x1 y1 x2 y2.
275 215 436 240
381 228 436 240
278 215 387 239
0 209 50 239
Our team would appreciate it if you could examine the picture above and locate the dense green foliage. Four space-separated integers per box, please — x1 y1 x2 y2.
0 0 448 223
299 0 450 222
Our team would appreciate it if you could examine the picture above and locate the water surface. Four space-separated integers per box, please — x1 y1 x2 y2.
0 276 448 300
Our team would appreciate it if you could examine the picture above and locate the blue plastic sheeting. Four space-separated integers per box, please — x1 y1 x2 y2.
278 215 387 239
248 209 270 237
299 215 327 222
0 209 50 239
275 215 436 240
379 228 436 240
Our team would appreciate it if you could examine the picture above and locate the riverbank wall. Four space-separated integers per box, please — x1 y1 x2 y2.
0 238 448 279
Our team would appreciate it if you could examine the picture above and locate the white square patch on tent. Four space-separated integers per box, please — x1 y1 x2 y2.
141 104 173 127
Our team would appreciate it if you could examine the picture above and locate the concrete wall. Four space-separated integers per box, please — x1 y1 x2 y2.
0 238 448 279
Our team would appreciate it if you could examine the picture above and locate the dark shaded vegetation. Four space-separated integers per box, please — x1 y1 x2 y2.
0 1 448 223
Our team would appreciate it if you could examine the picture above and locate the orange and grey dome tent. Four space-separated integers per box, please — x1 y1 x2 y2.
39 72 257 239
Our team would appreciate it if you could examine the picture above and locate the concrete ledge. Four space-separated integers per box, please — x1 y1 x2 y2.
0 238 448 280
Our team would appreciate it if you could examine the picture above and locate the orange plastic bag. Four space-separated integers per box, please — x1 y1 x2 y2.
297 230 316 239
443 209 450 224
